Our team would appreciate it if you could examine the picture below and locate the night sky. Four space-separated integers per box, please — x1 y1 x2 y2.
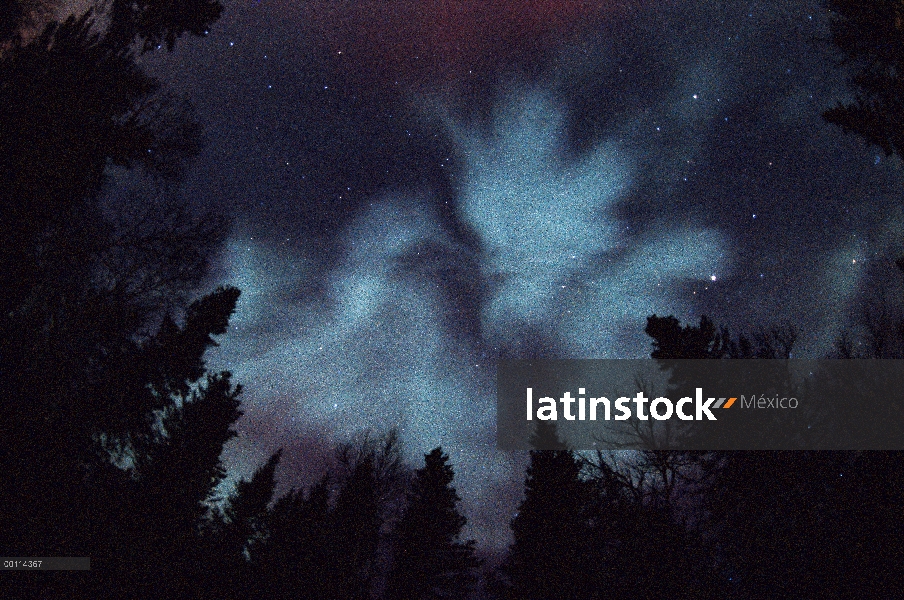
130 0 904 549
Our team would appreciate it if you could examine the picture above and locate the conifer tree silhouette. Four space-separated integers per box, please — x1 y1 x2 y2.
818 12 904 591
125 368 244 599
255 475 333 600
386 447 480 600
502 423 598 600
330 452 385 600
0 2 235 597
249 430 410 600
216 449 283 599
823 0 904 159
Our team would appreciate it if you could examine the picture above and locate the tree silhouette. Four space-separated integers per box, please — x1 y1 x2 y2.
125 370 244 599
0 0 53 42
699 451 865 598
643 314 904 596
329 447 389 599
0 0 225 345
341 460 383 600
0 0 228 460
641 314 812 597
0 0 25 41
0 286 247 599
830 450 904 597
643 314 799 449
0 10 216 331
255 475 333 600
106 0 222 53
821 269 904 596
502 423 599 600
577 447 725 600
528 419 570 451
817 15 904 590
823 0 904 158
645 314 796 361
213 449 283 599
386 447 480 600
0 2 239 597
645 315 729 359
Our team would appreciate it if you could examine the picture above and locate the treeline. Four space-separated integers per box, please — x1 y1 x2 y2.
492 315 904 600
0 3 481 598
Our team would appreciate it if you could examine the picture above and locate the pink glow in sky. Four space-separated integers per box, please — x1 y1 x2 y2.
271 0 641 85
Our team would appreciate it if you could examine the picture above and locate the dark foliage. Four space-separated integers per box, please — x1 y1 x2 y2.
501 423 600 600
254 476 334 599
645 313 904 598
386 447 480 600
5 0 904 597
501 423 721 600
0 2 249 598
106 0 222 52
823 0 904 157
